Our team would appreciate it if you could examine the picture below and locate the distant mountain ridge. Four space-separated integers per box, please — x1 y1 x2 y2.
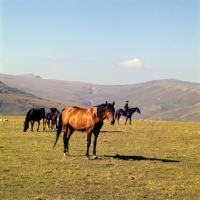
0 80 65 116
0 73 200 122
19 73 42 79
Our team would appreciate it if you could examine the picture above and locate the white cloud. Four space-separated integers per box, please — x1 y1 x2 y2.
23 57 31 60
68 58 79 62
47 56 56 61
118 58 151 69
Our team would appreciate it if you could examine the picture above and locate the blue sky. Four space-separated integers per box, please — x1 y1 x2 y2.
0 0 200 84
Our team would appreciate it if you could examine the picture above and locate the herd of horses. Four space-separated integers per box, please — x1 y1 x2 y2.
23 107 59 132
23 102 141 159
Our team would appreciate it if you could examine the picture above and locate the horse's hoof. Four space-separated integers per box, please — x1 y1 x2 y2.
86 156 90 160
63 152 69 156
93 156 98 160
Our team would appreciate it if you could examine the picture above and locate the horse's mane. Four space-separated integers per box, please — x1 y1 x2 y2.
95 103 114 117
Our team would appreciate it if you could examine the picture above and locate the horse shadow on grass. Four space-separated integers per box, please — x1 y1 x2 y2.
104 154 180 163
100 131 122 133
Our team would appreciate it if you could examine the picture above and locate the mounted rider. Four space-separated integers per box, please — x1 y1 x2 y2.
123 100 129 111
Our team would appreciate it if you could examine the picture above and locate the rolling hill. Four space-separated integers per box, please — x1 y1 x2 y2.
0 81 65 116
0 73 200 122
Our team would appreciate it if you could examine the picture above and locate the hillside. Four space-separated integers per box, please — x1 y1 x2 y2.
0 81 65 116
0 73 200 121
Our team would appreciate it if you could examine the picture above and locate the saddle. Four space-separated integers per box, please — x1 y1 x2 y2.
123 109 129 116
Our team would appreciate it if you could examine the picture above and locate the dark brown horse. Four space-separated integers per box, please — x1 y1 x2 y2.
45 108 60 131
53 101 115 159
115 107 141 125
23 108 45 132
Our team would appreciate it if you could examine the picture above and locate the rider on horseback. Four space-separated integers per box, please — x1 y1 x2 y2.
124 101 129 111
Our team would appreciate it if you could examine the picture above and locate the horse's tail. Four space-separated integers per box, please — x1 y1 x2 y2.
53 111 63 148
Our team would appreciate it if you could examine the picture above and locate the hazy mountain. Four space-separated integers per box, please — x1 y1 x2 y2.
0 81 65 116
0 73 200 122
18 73 42 79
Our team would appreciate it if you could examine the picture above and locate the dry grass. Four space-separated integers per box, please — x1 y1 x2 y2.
0 116 200 199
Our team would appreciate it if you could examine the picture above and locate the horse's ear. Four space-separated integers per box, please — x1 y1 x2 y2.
113 101 115 106
106 101 108 106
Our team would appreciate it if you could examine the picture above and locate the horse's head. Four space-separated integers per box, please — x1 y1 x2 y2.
136 107 141 114
23 122 29 132
56 110 60 116
105 101 115 125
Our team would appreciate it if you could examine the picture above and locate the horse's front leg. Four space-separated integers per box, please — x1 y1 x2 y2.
93 131 100 159
37 121 40 131
31 121 34 132
129 117 131 125
52 119 56 130
44 119 46 131
117 114 121 125
42 118 45 131
51 119 54 130
85 131 92 159
125 117 128 125
47 120 50 129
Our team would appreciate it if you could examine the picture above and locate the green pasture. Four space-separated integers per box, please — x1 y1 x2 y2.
0 116 200 200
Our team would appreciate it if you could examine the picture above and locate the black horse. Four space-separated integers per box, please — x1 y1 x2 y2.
115 107 141 125
23 108 45 132
45 108 60 131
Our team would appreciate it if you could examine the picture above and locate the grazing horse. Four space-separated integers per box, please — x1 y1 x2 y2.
45 108 60 130
115 107 141 125
23 108 45 132
53 101 115 159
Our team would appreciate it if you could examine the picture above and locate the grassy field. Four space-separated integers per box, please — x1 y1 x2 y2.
0 116 200 200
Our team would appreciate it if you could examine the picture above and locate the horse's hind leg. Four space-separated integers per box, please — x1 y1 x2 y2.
43 118 45 131
63 132 69 156
63 135 69 156
63 125 73 156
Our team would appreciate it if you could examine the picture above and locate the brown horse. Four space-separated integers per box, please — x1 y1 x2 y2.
53 101 115 159
115 107 141 125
